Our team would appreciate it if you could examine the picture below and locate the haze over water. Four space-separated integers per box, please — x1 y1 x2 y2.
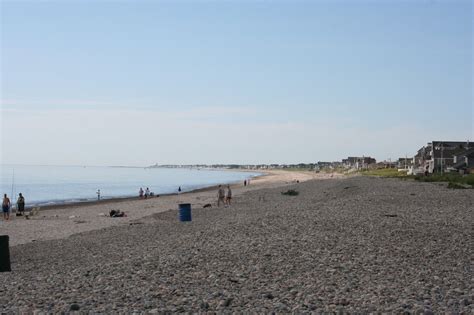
0 165 260 206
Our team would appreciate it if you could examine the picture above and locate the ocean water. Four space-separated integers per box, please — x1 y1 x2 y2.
0 165 260 207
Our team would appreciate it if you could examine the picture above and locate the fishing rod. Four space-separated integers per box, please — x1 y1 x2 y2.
10 168 15 211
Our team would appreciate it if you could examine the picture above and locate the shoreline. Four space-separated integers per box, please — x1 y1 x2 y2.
17 171 266 211
2 170 333 246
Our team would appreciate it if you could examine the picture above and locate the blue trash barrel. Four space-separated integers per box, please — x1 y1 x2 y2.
0 235 11 272
178 203 192 222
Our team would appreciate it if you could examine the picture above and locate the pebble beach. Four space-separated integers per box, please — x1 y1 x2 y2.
0 175 472 313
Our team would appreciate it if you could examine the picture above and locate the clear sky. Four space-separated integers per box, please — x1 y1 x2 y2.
1 0 472 166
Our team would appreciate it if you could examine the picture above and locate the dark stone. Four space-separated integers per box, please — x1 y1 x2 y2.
264 293 274 299
70 304 80 311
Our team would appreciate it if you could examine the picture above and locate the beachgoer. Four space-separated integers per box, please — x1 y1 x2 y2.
145 187 150 199
17 193 25 216
226 185 232 206
97 189 101 201
2 194 11 221
217 185 225 207
178 186 182 193
109 209 126 217
244 180 247 186
139 187 144 199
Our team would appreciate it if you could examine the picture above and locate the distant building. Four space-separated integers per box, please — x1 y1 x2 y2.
397 157 414 170
342 157 360 168
342 156 376 169
316 161 333 170
453 148 474 173
428 141 471 173
379 160 397 169
412 140 471 173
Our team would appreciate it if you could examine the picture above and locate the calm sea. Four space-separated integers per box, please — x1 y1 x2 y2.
0 165 260 207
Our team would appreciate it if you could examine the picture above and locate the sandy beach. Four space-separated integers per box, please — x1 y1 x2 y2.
1 173 472 313
0 170 334 246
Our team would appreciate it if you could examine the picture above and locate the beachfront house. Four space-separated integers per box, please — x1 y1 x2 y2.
453 148 474 173
411 144 432 174
342 157 359 169
428 141 471 173
397 157 414 170
412 141 471 174
342 156 376 170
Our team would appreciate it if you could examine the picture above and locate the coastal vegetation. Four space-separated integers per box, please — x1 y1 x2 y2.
413 173 474 186
361 168 474 188
359 168 407 177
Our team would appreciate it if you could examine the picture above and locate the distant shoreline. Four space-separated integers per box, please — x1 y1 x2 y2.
19 171 266 212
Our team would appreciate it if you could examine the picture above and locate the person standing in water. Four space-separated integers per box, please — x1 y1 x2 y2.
178 186 182 193
97 189 101 201
2 194 11 221
17 193 25 216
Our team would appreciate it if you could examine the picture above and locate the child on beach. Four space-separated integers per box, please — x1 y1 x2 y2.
17 193 25 216
217 185 225 207
139 187 144 199
2 194 11 221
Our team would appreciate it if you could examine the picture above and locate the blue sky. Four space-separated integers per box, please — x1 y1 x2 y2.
1 0 472 166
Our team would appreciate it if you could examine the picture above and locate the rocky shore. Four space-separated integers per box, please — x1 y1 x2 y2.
1 176 472 313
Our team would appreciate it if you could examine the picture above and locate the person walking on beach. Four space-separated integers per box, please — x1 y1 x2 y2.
17 193 25 216
145 187 150 199
225 185 232 206
217 185 225 207
97 189 101 201
244 180 247 186
139 187 144 199
2 194 11 221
